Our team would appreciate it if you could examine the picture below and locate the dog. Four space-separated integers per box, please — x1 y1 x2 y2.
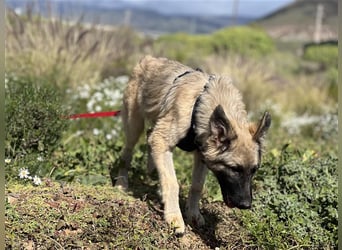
112 55 271 235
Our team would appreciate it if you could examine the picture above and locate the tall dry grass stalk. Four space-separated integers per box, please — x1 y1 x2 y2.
203 54 333 115
5 9 143 88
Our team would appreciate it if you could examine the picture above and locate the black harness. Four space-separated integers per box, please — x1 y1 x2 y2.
174 69 212 152
176 97 201 152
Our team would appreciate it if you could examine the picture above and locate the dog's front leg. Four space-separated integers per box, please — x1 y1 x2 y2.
185 151 207 227
148 132 185 235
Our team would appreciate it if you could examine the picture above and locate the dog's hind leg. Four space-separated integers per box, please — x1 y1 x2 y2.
112 82 144 190
185 151 207 227
146 128 156 175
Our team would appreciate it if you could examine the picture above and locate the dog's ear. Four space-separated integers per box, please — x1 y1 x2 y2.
210 105 237 148
251 111 271 142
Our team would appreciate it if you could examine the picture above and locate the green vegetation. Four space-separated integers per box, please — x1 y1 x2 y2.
154 33 213 62
155 26 274 63
5 10 337 249
303 44 338 69
245 146 337 248
5 75 67 181
211 26 275 57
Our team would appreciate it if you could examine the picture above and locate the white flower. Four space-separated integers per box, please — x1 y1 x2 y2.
95 105 102 112
106 134 113 140
106 100 117 107
5 159 11 164
87 99 95 112
116 75 129 84
78 84 90 99
93 128 101 136
76 130 84 136
33 176 42 186
18 168 30 179
93 92 104 101
37 156 44 162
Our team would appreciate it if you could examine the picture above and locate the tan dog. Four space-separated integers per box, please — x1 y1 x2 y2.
112 55 271 235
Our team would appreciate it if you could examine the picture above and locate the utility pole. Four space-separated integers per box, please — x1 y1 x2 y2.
231 0 239 26
189 17 197 34
124 9 131 26
314 3 324 43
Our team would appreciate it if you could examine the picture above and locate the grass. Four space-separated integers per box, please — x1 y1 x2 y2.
202 53 336 116
5 9 145 88
5 144 337 248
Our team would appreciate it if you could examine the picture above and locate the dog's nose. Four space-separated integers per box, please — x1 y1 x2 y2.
237 201 251 209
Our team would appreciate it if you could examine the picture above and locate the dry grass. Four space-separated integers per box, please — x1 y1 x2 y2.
202 54 334 116
5 9 144 88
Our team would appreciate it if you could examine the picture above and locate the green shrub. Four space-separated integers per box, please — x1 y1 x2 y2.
52 132 124 185
5 74 67 179
154 33 213 63
243 145 338 248
49 76 126 185
303 44 338 69
325 67 338 102
212 26 275 57
154 26 275 64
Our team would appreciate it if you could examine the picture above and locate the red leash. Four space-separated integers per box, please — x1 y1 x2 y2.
65 110 121 119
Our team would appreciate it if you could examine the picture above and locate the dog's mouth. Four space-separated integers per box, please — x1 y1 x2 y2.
223 195 235 208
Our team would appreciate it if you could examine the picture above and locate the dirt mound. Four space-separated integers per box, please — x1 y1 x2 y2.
6 180 252 249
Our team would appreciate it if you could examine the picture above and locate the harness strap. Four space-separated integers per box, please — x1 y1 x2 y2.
173 68 203 84
173 71 192 83
175 71 215 152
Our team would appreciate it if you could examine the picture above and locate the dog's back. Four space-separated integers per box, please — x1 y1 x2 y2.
125 55 199 122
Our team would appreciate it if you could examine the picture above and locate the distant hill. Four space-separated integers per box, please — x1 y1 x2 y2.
63 7 254 35
6 0 254 35
253 0 338 42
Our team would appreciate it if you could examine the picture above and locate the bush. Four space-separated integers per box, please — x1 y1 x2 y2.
212 26 275 57
325 67 338 102
154 26 275 64
303 44 338 69
5 74 67 179
154 33 213 63
242 145 338 248
49 76 127 185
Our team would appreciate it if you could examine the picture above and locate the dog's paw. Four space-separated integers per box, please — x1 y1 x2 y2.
114 168 129 190
185 209 205 228
114 177 129 191
165 212 185 236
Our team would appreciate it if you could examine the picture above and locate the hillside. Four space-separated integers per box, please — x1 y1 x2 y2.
254 0 338 42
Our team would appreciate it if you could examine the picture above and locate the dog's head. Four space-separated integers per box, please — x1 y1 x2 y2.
196 105 271 209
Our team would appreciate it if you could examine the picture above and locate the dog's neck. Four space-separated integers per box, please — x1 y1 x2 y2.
176 73 216 152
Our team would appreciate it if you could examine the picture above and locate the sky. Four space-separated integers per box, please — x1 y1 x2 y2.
7 0 296 18
120 0 295 17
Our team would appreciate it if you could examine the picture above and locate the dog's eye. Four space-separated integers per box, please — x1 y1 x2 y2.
230 166 243 174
